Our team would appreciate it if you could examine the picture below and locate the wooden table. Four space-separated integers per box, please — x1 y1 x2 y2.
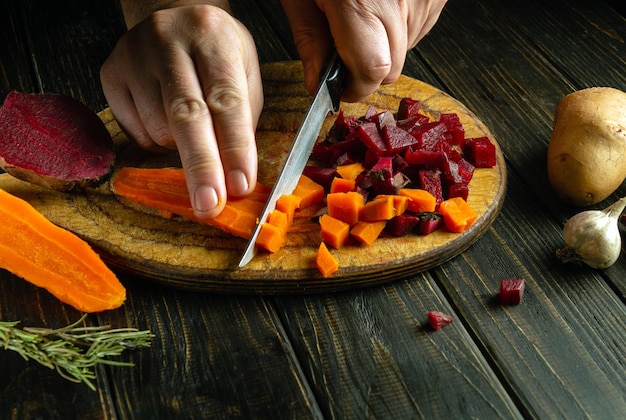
1 0 624 418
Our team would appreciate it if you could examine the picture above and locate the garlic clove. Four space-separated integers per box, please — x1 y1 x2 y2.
557 197 626 269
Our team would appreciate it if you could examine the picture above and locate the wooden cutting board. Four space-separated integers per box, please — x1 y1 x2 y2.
0 61 506 294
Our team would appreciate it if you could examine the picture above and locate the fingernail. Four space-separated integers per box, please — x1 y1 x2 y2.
193 186 219 213
227 170 249 197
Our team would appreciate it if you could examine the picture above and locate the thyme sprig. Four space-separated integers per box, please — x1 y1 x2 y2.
0 314 153 391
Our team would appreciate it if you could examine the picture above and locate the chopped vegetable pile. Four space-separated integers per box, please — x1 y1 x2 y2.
112 96 497 277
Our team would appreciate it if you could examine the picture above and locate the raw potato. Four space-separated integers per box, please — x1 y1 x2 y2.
547 87 626 206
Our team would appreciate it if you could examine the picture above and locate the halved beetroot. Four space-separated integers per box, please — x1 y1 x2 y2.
0 91 115 191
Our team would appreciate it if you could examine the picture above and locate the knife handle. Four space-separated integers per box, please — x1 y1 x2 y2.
324 51 346 113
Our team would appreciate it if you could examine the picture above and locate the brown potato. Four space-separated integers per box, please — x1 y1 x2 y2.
547 87 626 206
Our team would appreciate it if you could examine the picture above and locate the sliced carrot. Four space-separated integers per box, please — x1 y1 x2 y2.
399 188 437 213
292 175 325 209
335 162 365 181
330 177 356 193
326 191 365 226
438 197 478 233
0 188 125 313
268 209 290 237
256 223 285 253
276 193 299 226
316 242 339 278
360 195 396 221
319 214 350 249
350 220 387 245
377 194 409 216
112 167 266 240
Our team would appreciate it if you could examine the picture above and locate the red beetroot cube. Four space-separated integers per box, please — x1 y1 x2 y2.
439 113 465 145
418 169 444 206
427 311 454 330
404 148 446 166
500 279 525 304
417 212 444 235
386 213 421 236
356 122 388 156
463 137 497 168
397 114 430 132
382 124 419 153
397 97 421 120
411 121 448 150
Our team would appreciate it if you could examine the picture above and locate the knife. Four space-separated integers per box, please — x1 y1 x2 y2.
238 52 346 268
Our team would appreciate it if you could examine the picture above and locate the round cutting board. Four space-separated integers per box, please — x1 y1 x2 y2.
0 62 506 294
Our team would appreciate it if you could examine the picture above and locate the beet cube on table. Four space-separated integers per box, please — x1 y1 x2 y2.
499 278 525 304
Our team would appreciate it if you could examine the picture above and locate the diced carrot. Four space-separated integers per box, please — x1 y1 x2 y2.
350 220 387 245
316 242 339 278
326 191 364 226
360 195 396 221
335 162 365 181
268 209 290 237
256 222 285 253
276 194 299 226
330 177 356 193
292 175 325 209
319 214 350 249
399 188 437 213
438 196 478 233
377 194 409 216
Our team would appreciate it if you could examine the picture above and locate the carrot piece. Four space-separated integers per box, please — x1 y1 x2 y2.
350 220 387 245
335 162 365 181
399 188 437 213
377 194 409 216
256 223 285 253
276 194 299 226
316 242 339 278
268 209 290 237
292 175 325 209
330 177 356 193
319 214 350 249
112 167 267 240
0 188 125 312
438 196 478 233
360 195 396 221
326 191 364 226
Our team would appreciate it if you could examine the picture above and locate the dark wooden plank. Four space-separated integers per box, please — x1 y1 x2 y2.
17 0 126 110
273 278 522 419
97 279 323 418
0 2 37 97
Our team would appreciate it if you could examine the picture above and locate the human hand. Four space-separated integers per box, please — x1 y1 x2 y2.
101 4 263 220
280 0 447 101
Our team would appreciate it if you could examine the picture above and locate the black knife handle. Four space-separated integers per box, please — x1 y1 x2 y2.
324 51 346 113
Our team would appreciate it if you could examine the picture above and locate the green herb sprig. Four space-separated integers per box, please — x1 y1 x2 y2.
0 314 153 391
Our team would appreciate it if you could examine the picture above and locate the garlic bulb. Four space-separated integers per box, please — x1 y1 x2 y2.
556 197 626 269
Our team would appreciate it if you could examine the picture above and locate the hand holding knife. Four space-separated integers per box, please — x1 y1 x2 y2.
238 52 346 268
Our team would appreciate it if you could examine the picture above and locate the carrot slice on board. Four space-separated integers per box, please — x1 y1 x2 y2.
399 188 437 213
319 214 350 249
330 177 356 193
0 188 125 312
316 242 339 278
256 223 285 253
360 195 396 221
292 175 325 209
350 220 387 245
438 196 478 233
326 191 365 226
335 162 365 181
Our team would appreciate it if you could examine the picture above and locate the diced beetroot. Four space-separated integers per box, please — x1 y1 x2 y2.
369 110 396 130
397 114 430 132
439 113 465 145
302 166 338 191
500 279 525 304
310 140 336 165
404 148 446 166
427 311 453 330
446 182 469 201
356 122 388 156
432 139 463 163
382 124 419 154
463 137 497 168
363 105 378 120
0 90 115 191
397 97 421 120
391 154 409 174
410 121 448 150
370 156 393 174
333 152 357 167
386 213 421 236
417 212 444 235
418 169 444 206
457 158 475 183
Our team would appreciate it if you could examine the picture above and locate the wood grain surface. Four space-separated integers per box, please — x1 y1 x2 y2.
0 61 506 293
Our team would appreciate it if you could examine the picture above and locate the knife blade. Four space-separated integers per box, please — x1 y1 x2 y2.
238 52 345 268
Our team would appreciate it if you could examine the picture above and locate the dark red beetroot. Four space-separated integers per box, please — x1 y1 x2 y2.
0 91 115 191
427 311 454 330
500 278 525 304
